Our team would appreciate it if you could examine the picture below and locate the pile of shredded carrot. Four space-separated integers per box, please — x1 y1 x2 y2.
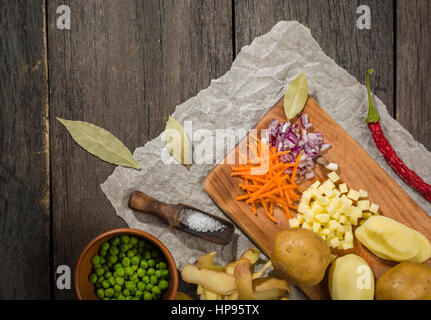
231 135 303 223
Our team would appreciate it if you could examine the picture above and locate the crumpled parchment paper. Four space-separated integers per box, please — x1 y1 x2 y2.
101 21 431 299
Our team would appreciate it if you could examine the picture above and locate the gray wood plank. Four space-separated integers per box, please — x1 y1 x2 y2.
0 0 51 299
234 0 395 116
47 0 232 299
396 0 431 151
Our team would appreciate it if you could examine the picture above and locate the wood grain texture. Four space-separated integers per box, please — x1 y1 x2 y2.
234 0 395 116
47 0 231 299
0 0 50 299
204 96 431 300
396 0 431 151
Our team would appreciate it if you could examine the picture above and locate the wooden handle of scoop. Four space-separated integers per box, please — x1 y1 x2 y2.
128 191 180 226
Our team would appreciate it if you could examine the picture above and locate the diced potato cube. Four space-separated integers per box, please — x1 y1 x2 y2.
350 215 358 226
302 221 312 230
344 223 352 234
310 180 321 189
345 231 353 244
296 214 304 224
369 203 379 214
302 190 313 202
303 209 314 222
288 218 300 228
336 225 345 234
325 189 336 199
359 189 368 198
338 215 347 224
333 189 341 198
362 211 372 219
298 202 309 214
357 200 370 211
312 222 321 233
311 202 325 215
351 206 363 219
329 220 341 230
326 203 338 216
340 195 353 205
327 171 340 183
319 228 331 236
328 237 340 248
341 242 353 250
316 196 330 207
317 179 335 195
338 183 348 194
347 189 360 201
332 211 341 221
314 214 330 224
340 203 352 215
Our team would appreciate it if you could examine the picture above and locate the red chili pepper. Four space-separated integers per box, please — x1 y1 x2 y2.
366 69 431 202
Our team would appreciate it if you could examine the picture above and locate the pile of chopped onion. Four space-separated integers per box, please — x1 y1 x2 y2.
268 114 332 180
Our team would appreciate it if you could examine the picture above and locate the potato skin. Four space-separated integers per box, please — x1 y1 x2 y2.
376 262 431 300
270 229 331 287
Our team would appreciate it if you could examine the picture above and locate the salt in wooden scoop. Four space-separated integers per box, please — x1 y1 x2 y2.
128 191 235 245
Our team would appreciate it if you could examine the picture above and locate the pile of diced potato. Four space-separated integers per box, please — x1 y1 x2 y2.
288 171 380 250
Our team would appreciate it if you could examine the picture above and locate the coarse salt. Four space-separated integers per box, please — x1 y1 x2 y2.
179 208 226 233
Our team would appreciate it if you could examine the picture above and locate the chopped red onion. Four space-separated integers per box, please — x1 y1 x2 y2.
268 115 332 180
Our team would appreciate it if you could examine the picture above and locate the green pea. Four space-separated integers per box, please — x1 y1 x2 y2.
120 243 128 252
137 281 146 291
152 286 161 295
159 279 169 290
115 277 124 286
96 288 105 299
109 246 119 256
130 236 138 245
161 269 169 278
113 263 122 269
97 276 104 284
131 265 138 271
127 250 136 258
105 288 114 297
159 262 167 270
140 260 148 269
106 262 113 269
147 268 155 276
155 270 161 278
114 284 122 292
145 283 153 291
135 290 143 298
102 280 110 289
118 252 125 259
143 251 151 260
143 291 152 300
138 240 146 248
95 268 105 276
125 281 136 291
108 276 116 286
115 267 125 277
137 268 146 277
150 275 157 285
91 255 101 265
104 271 112 278
111 237 121 246
142 275 150 284
125 267 133 276
108 255 118 264
148 259 156 267
89 273 98 284
131 256 140 266
100 256 107 264
93 263 102 270
101 242 110 251
99 250 108 257
123 289 130 297
118 294 125 300
120 235 130 244
122 257 131 267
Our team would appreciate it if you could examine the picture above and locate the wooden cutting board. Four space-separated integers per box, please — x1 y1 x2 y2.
204 96 431 300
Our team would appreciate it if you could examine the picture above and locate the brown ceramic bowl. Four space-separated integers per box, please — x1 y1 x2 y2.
75 228 178 300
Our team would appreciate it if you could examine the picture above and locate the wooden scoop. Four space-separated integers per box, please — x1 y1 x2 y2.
128 191 235 245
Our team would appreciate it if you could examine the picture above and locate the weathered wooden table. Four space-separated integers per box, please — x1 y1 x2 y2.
1 0 430 299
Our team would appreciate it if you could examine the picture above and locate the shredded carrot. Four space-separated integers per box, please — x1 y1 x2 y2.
231 135 303 223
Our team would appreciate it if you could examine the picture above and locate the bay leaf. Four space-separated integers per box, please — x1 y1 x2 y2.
164 116 192 169
283 73 309 120
56 118 141 170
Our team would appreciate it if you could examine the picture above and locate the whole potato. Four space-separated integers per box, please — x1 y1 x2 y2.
376 262 431 300
270 229 331 287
